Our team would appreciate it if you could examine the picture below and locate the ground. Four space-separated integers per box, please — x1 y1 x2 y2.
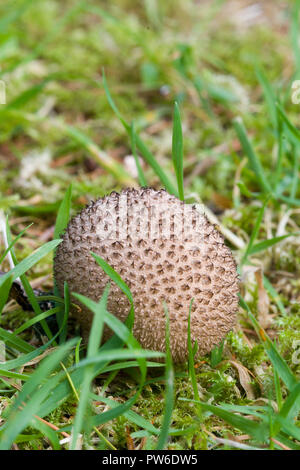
0 0 299 450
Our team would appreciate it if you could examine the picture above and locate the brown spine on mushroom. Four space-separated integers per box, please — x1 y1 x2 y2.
54 188 239 363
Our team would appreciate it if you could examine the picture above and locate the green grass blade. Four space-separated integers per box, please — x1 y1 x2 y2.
0 221 33 265
291 0 300 76
37 335 125 418
70 286 109 449
130 121 147 187
0 338 77 450
90 394 160 435
70 274 156 442
58 281 69 344
276 103 300 141
133 133 178 196
104 310 139 349
72 349 163 368
274 368 283 411
0 239 62 287
276 417 300 442
54 184 72 240
156 304 174 450
233 117 272 194
30 418 61 450
6 79 51 110
277 382 300 422
0 0 34 32
255 66 277 130
65 125 134 186
249 232 300 256
265 343 298 392
88 393 143 429
263 275 286 315
91 252 133 305
239 296 297 391
0 2 86 78
5 221 55 341
91 251 135 330
210 339 225 368
100 309 149 390
13 307 60 335
187 299 201 404
172 102 184 201
102 71 178 196
241 198 269 265
0 275 12 316
272 382 300 438
290 145 299 201
0 369 30 381
94 360 162 374
0 327 35 353
18 273 55 341
277 194 300 207
182 399 269 441
0 304 69 372
193 76 215 119
53 184 72 334
273 115 284 188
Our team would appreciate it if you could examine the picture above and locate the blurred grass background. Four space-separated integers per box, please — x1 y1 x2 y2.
0 0 296 206
0 0 299 450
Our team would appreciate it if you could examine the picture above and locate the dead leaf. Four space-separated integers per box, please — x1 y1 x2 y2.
227 433 250 442
24 347 57 366
126 426 135 450
255 269 273 329
230 360 255 399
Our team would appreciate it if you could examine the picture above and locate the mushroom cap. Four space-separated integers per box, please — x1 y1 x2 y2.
54 188 239 362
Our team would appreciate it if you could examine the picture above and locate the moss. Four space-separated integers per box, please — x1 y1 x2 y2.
0 0 299 451
227 331 265 369
275 307 300 374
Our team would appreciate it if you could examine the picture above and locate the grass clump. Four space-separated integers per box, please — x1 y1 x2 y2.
0 0 299 451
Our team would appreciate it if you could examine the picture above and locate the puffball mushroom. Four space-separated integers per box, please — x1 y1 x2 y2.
54 188 239 362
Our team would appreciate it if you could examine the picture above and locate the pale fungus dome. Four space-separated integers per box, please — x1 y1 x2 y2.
54 188 239 362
